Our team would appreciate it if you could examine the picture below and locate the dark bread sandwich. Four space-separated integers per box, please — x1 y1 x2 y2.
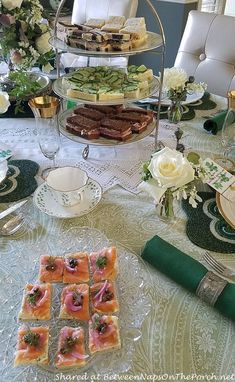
100 118 132 141
111 114 148 133
122 108 154 123
66 123 100 140
67 115 100 129
73 107 105 121
85 104 123 114
66 114 100 139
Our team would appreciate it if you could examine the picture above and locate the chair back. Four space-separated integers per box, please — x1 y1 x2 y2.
174 10 235 97
66 0 138 68
72 0 138 25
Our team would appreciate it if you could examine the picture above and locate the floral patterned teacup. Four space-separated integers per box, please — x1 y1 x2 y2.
46 166 88 207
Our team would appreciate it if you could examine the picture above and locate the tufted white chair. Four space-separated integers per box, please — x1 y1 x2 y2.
61 0 138 69
174 10 235 97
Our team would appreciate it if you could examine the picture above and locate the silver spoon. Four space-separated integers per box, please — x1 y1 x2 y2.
0 215 24 236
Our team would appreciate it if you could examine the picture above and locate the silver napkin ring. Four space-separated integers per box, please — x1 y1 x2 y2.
196 271 228 306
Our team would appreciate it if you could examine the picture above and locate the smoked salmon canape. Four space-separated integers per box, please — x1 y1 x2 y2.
90 280 119 314
55 326 89 369
88 314 121 354
39 255 64 283
59 284 90 321
14 326 49 366
18 283 52 321
63 252 89 284
89 247 118 283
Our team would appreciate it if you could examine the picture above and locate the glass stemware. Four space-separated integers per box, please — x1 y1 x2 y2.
28 96 61 179
221 108 235 160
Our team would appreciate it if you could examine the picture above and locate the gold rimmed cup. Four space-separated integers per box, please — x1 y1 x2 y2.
28 96 60 118
28 96 61 179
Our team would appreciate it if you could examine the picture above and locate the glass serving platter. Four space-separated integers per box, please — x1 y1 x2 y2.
0 227 151 381
49 31 163 57
0 72 51 102
58 106 156 146
53 74 159 105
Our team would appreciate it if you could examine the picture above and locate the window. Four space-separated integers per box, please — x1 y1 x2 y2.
198 0 226 14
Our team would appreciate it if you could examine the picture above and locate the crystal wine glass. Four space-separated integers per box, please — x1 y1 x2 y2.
221 108 235 160
29 96 61 179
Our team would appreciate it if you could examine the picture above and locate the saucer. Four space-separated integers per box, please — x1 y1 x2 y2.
216 192 235 229
33 178 102 218
160 91 204 106
139 91 204 105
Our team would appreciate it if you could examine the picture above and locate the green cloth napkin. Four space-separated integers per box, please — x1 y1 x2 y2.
141 235 235 321
203 110 227 135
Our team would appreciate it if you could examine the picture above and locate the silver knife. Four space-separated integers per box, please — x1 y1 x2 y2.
0 200 28 220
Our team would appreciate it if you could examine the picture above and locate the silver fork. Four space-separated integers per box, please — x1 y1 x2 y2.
203 252 235 278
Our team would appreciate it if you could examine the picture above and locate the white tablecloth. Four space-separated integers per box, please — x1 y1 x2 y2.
0 94 235 381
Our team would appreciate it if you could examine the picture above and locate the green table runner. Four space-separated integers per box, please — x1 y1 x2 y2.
141 235 235 321
138 92 217 121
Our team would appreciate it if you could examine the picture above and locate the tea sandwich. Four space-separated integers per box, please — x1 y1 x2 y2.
63 252 89 284
90 247 118 282
124 17 146 27
18 283 52 321
55 326 88 369
101 15 126 33
15 326 49 366
84 18 105 28
59 283 90 321
128 64 153 82
39 256 64 283
88 314 121 354
90 280 119 314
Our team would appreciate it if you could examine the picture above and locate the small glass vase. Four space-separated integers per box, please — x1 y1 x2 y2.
0 59 15 93
221 107 235 158
167 100 183 124
156 190 175 221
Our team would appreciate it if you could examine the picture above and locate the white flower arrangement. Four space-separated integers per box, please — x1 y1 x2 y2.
0 0 54 71
0 90 10 113
139 148 208 217
161 67 207 102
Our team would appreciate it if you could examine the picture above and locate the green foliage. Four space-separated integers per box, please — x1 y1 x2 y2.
7 71 41 113
142 161 152 181
37 50 55 68
96 256 107 269
23 330 40 347
187 152 200 165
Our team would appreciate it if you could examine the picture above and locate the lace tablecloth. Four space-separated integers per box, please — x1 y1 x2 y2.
1 95 235 380
0 94 227 193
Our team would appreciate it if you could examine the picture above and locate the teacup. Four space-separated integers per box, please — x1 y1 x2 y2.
46 166 88 207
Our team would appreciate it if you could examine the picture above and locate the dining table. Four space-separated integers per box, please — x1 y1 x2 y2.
0 92 235 381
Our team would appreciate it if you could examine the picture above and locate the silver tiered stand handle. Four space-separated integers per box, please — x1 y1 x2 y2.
52 0 166 157
144 0 166 150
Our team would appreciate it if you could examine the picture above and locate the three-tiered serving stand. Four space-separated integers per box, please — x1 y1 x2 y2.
50 0 166 159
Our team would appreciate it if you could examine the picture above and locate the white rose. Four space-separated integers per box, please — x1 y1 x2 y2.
2 0 23 10
162 67 188 91
0 91 10 114
139 147 195 203
35 32 51 54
